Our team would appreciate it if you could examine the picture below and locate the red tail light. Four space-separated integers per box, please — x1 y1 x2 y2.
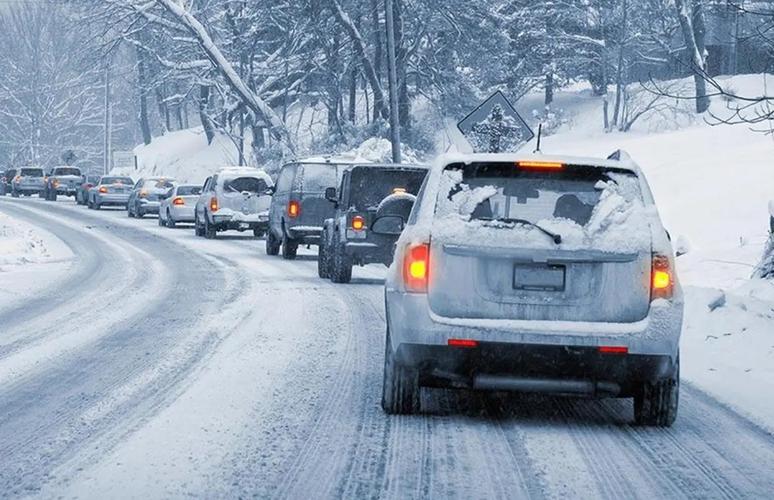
517 161 564 170
98 186 108 193
288 200 300 218
209 197 219 212
448 339 478 348
173 197 185 206
85 184 93 189
599 346 628 355
14 175 21 182
651 254 674 300
403 243 429 292
139 189 148 198
351 215 365 231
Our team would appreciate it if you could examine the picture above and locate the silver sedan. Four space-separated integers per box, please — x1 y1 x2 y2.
87 176 134 210
158 184 202 228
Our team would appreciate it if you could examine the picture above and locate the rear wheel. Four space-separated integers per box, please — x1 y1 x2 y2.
330 233 352 283
11 190 19 198
281 233 298 260
266 230 280 255
204 214 216 239
634 357 679 427
381 327 420 415
317 228 331 279
166 211 176 228
136 204 144 218
158 214 165 227
94 202 101 210
50 191 57 202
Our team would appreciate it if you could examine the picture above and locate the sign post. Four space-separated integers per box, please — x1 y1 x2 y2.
457 91 534 153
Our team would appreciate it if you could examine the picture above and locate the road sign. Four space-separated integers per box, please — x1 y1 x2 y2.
457 91 534 153
112 151 136 170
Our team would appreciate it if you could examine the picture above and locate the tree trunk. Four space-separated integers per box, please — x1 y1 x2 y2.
199 85 215 144
544 73 554 106
612 0 628 128
371 0 383 122
675 0 710 113
136 46 152 145
155 86 171 133
393 0 410 133
330 0 389 121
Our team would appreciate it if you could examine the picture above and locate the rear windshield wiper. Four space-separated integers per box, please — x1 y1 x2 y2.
479 217 562 244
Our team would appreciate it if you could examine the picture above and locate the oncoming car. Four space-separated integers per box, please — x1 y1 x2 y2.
380 152 684 427
194 167 274 239
158 184 202 228
127 177 176 218
87 176 134 209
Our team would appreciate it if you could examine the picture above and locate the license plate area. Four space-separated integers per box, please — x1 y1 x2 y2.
239 222 250 229
513 264 566 292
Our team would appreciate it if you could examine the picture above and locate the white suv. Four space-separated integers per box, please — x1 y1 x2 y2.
378 152 683 426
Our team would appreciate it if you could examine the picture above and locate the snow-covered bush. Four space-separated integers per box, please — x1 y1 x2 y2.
754 235 774 280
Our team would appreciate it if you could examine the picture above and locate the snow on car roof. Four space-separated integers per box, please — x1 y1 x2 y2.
434 152 641 174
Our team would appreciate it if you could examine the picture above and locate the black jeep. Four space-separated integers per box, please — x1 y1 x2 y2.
320 164 428 283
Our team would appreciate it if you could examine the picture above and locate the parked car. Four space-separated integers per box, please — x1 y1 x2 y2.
379 153 684 427
1 168 17 196
266 159 356 258
10 166 46 197
43 166 82 201
87 176 134 210
127 177 176 218
194 167 273 239
76 175 101 205
158 184 202 228
319 164 428 281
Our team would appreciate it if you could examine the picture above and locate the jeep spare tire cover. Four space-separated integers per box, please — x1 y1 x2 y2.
376 192 417 221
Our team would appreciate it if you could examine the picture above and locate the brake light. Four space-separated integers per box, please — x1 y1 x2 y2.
448 339 478 348
651 254 674 300
139 189 148 198
85 184 93 189
14 175 20 182
517 161 564 170
351 215 365 231
403 243 429 292
599 346 628 355
173 197 185 206
210 197 219 212
52 179 60 186
98 186 108 193
288 200 300 218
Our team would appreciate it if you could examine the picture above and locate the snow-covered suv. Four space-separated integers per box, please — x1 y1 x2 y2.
380 152 683 426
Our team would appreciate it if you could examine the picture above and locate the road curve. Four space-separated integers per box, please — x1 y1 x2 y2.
1 197 774 499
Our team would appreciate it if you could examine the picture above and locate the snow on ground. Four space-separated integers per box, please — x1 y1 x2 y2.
0 208 73 311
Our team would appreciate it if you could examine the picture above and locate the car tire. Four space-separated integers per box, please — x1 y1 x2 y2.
281 233 298 260
634 357 679 427
317 228 331 279
381 326 420 415
166 212 176 228
94 202 101 210
204 215 216 239
50 191 57 202
330 233 352 284
11 190 19 198
266 230 280 255
136 205 144 218
158 214 165 227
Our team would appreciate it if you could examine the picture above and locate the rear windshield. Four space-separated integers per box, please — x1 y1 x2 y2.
20 168 44 177
52 168 81 176
146 179 174 189
348 168 426 211
177 186 201 196
86 176 100 183
101 177 133 185
294 163 340 192
224 176 268 194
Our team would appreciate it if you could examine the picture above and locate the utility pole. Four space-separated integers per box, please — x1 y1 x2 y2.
104 61 112 175
384 0 401 164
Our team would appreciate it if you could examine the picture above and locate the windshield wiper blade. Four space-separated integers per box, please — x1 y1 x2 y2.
480 217 562 244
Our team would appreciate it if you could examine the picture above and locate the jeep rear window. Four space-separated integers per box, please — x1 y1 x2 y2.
348 168 427 211
52 168 81 176
20 168 44 177
294 163 340 192
437 162 641 227
224 176 268 194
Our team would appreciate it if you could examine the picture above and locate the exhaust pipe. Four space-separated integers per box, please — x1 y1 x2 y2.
473 375 620 397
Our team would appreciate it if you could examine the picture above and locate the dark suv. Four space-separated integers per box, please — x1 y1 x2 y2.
320 164 428 283
266 159 356 259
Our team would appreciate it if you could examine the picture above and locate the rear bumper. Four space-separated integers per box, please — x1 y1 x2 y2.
344 240 395 265
138 200 161 213
386 291 683 390
95 193 129 205
287 225 323 244
212 210 268 231
168 206 195 222
397 342 675 396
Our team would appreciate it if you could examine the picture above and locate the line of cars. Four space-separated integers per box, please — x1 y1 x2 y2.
1 151 684 426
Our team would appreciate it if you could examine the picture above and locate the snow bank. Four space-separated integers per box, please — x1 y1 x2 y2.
0 210 70 268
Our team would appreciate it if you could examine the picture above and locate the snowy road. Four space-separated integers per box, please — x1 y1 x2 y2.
1 196 774 499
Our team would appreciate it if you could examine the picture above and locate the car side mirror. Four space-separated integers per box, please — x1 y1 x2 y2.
371 215 405 236
266 185 276 195
325 187 338 204
675 235 691 257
